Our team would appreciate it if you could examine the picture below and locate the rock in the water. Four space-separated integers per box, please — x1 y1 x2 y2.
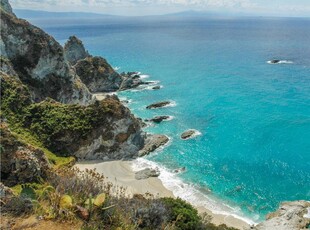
139 134 169 157
269 59 280 64
251 201 310 230
146 101 171 109
173 167 186 173
64 36 90 65
135 168 160 180
181 129 199 140
152 86 161 90
146 116 170 123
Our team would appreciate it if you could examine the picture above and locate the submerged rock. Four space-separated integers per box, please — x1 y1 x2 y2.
173 167 186 174
181 129 199 140
139 134 169 157
146 101 171 109
146 116 170 123
152 86 161 90
251 201 310 230
135 168 160 180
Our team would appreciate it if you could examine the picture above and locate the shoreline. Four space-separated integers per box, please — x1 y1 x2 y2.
76 160 252 230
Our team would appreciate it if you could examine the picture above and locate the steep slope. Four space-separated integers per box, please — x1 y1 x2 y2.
0 6 92 105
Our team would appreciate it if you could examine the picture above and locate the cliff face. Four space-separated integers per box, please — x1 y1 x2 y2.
64 36 89 65
75 56 123 93
1 0 147 164
23 96 145 160
0 8 92 105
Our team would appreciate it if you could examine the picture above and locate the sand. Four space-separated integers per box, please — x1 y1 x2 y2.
76 160 250 229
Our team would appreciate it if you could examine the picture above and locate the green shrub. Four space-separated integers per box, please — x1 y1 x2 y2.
161 197 204 230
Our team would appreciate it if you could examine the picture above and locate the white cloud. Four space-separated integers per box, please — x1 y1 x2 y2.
9 0 310 16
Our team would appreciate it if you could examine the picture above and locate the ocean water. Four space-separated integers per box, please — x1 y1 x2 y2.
31 16 310 223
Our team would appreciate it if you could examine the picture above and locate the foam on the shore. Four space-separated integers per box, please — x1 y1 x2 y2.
130 157 258 226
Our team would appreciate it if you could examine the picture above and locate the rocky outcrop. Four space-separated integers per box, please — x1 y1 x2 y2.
21 95 146 160
146 116 171 123
73 96 146 160
181 129 199 140
152 86 161 90
119 72 145 90
0 7 92 105
0 123 50 187
251 201 310 230
64 36 89 65
75 56 123 93
0 0 15 16
146 101 171 109
139 134 169 157
135 168 160 180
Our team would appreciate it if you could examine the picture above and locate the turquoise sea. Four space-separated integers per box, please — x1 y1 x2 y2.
27 15 310 223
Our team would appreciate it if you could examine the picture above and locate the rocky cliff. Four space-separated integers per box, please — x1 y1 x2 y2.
0 0 148 170
64 36 89 65
0 6 92 105
64 36 144 93
250 201 310 230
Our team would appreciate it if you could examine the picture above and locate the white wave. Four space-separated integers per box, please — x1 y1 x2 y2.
129 158 258 226
113 66 121 71
139 74 150 79
267 60 293 64
165 100 177 108
165 116 175 121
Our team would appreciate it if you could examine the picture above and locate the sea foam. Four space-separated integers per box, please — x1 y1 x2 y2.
130 157 258 226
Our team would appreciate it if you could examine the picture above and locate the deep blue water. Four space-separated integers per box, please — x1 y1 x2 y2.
29 16 310 222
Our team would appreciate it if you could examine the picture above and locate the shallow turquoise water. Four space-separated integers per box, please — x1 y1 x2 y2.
32 16 310 221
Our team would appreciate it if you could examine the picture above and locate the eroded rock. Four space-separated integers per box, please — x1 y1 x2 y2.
251 201 310 230
181 129 199 140
146 101 171 109
135 168 160 180
139 134 169 157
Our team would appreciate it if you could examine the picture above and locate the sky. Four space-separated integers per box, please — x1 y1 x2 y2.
10 0 310 17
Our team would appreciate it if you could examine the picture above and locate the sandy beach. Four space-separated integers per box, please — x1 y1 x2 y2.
76 160 250 230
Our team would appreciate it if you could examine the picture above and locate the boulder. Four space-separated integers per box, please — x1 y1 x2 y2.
146 101 171 109
135 168 160 180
